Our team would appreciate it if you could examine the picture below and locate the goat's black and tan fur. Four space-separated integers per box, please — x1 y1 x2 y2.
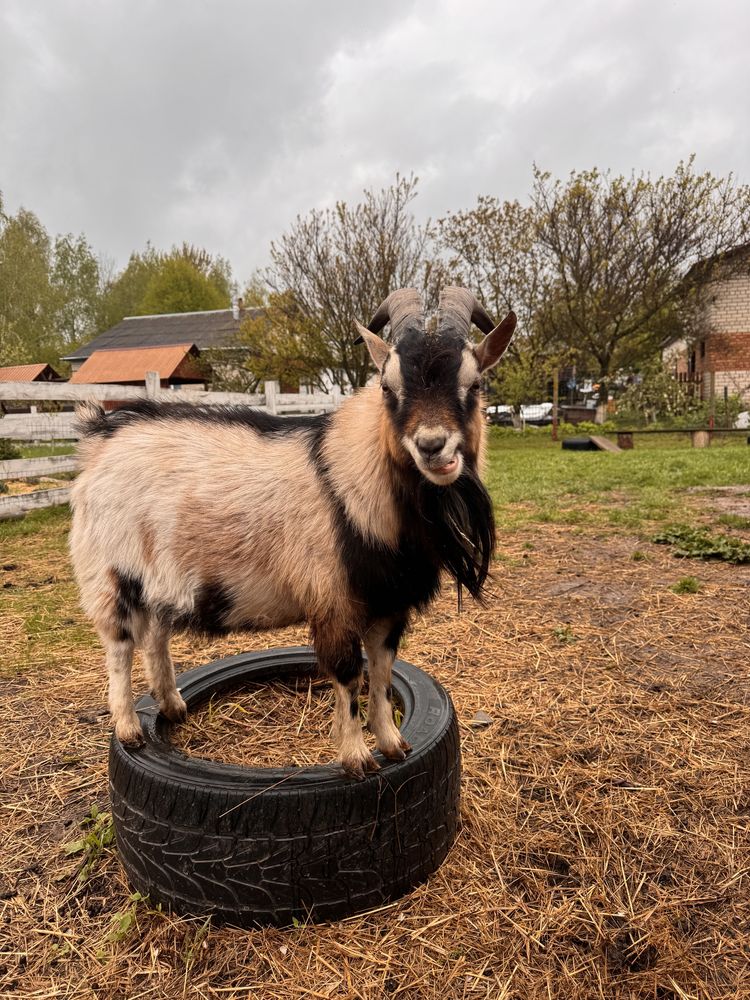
70 288 515 778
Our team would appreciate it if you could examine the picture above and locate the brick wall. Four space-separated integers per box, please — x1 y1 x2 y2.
701 263 750 403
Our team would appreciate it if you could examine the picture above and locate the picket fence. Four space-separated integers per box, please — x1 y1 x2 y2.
0 374 342 519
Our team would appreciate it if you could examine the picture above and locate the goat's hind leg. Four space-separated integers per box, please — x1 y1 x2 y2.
142 619 187 723
93 569 147 746
313 625 378 780
363 617 411 760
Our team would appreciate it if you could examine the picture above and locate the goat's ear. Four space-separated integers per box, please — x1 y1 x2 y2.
355 321 390 371
474 311 517 372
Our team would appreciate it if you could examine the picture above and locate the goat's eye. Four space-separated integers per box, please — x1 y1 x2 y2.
382 383 392 396
470 380 482 393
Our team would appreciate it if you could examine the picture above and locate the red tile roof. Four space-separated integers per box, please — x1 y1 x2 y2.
0 363 59 382
69 344 202 384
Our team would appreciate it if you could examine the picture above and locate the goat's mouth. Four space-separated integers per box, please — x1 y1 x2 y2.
418 450 464 486
431 455 459 476
402 432 465 486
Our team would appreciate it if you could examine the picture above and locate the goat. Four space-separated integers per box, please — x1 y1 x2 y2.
69 288 515 778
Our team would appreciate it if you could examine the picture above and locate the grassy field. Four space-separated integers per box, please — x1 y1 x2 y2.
1 435 749 999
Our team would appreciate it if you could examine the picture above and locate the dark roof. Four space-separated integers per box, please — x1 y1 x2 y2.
684 241 750 285
62 308 262 362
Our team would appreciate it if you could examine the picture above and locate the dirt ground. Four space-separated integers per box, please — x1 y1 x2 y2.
1 514 749 999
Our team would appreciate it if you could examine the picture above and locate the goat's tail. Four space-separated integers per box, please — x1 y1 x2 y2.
74 400 108 439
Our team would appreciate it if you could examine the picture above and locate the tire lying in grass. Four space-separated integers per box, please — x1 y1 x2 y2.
109 646 461 926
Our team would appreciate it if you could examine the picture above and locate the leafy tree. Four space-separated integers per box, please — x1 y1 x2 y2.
0 197 58 365
98 243 233 329
260 175 441 389
95 245 160 331
234 290 335 391
51 232 101 349
531 159 750 389
139 256 228 315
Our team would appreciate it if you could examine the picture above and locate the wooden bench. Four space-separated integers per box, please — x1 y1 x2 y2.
616 428 748 449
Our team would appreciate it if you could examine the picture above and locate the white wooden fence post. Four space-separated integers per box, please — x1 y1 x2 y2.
145 371 160 398
265 380 278 415
330 386 341 410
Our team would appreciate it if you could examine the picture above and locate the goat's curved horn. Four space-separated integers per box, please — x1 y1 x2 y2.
438 287 496 337
366 288 424 341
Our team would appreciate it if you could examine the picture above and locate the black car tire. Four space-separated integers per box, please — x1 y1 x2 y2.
109 647 461 926
562 436 599 451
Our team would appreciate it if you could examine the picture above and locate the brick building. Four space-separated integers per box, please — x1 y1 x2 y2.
664 243 750 404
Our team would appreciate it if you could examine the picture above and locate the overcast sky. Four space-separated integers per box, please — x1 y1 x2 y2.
2 0 749 286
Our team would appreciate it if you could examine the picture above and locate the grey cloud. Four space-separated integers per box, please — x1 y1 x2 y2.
2 0 749 284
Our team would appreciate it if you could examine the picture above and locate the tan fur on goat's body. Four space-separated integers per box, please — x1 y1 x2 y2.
70 390 401 643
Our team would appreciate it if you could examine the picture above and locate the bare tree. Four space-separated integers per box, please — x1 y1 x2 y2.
261 175 441 389
436 197 565 405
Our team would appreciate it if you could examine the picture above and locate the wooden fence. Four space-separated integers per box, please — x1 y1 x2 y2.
0 375 342 440
0 375 342 519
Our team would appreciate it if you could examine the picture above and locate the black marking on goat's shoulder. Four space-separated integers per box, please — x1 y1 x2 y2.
83 398 331 439
157 582 234 636
312 445 494 620
308 436 441 620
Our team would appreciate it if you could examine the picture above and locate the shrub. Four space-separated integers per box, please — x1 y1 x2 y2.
0 438 22 461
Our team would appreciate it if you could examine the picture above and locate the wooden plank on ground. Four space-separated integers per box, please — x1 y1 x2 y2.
0 455 77 480
0 486 71 520
589 435 622 453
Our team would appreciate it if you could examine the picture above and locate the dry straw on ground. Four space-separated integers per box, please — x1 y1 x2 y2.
1 514 749 999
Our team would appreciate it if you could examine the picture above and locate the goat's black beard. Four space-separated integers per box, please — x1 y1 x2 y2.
412 461 496 608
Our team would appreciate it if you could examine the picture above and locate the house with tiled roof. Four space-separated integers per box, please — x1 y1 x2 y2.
62 303 261 373
0 362 63 382
69 344 204 388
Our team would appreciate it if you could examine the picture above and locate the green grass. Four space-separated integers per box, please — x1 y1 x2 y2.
486 429 750 532
0 503 70 542
18 441 76 458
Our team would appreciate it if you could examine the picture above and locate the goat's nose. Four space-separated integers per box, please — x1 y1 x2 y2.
416 434 447 458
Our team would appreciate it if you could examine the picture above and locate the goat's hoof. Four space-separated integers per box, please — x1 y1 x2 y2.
115 720 144 747
379 736 412 761
160 692 188 723
341 752 380 781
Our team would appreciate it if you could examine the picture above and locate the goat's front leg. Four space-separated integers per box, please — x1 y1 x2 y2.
313 624 378 780
363 617 411 761
142 618 187 723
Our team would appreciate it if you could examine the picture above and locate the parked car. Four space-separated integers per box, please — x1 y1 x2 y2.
486 403 556 426
486 405 514 426
520 402 554 425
